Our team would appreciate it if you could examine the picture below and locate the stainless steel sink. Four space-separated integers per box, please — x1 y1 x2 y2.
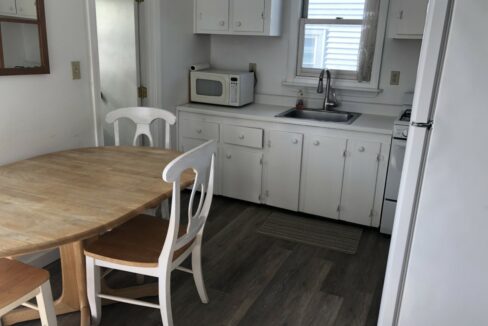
276 108 361 124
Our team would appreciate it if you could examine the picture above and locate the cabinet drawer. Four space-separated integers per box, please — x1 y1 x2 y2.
222 125 263 149
180 119 219 140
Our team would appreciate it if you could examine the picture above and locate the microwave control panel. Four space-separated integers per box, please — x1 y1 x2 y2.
230 77 239 105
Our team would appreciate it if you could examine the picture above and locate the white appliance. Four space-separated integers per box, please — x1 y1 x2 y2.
190 70 255 107
381 109 411 234
379 0 488 325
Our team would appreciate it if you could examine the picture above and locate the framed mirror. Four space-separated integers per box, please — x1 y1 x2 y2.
0 0 49 75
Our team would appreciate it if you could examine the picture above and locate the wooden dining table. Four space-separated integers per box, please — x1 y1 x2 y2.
0 147 194 326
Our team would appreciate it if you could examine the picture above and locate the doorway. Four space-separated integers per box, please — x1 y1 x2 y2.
87 0 162 147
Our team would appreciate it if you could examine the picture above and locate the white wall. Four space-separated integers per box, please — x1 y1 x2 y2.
159 0 210 146
0 0 96 165
160 0 210 112
210 0 422 116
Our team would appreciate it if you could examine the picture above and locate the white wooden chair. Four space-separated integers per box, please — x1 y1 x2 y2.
0 258 57 326
84 140 217 326
105 107 176 149
106 107 177 218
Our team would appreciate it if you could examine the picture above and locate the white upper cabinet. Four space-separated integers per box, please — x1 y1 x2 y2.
264 130 303 211
0 0 37 19
195 0 229 32
340 140 381 226
300 135 347 220
232 0 265 33
0 1 17 16
389 0 429 39
194 0 283 36
16 0 37 19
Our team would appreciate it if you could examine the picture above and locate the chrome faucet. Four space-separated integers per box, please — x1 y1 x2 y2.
317 69 337 110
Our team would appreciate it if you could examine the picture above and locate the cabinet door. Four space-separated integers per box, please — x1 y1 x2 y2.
180 137 206 152
221 145 262 203
16 0 37 19
395 0 428 38
231 0 264 33
0 0 16 16
299 135 347 219
340 140 381 226
195 0 229 32
264 131 303 211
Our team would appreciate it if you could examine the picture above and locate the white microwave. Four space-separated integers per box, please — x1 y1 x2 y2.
190 70 254 107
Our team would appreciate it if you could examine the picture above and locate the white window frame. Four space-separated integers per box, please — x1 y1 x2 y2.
284 0 390 92
297 18 363 80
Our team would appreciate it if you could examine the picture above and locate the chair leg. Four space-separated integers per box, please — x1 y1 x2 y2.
37 281 57 326
86 257 102 326
158 269 173 326
192 242 209 304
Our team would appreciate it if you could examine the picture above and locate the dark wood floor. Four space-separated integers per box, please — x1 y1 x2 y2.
19 195 390 326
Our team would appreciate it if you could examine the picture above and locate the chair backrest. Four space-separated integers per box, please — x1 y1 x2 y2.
105 107 177 149
159 140 217 265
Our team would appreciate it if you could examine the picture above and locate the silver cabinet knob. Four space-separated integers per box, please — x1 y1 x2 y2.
402 129 408 137
313 140 320 146
239 134 245 140
219 20 225 26
292 138 299 144
226 154 232 159
236 21 242 27
196 129 202 134
358 146 365 152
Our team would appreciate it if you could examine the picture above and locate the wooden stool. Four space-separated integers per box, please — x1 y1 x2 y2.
0 258 57 326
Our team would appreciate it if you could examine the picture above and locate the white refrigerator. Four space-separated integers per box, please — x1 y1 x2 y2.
378 0 488 325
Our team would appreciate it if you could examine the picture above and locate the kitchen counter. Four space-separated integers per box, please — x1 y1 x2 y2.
177 103 396 135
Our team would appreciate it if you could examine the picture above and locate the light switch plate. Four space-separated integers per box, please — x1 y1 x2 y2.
390 71 400 85
71 61 81 80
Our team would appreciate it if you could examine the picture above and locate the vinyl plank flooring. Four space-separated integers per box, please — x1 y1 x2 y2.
16 195 390 326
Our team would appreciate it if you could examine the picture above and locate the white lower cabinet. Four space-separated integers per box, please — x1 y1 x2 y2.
300 135 347 219
263 130 303 211
177 108 390 228
179 137 207 152
340 140 381 225
221 145 263 203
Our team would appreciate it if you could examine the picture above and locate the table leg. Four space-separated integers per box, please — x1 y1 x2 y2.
2 241 90 326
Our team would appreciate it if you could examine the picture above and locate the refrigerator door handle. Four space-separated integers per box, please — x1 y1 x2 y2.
411 121 433 129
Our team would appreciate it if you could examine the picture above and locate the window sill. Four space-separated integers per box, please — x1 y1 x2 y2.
282 77 383 95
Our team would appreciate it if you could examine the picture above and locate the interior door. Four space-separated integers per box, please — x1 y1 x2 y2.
264 131 303 211
195 0 229 32
232 0 265 33
96 0 140 146
340 140 381 226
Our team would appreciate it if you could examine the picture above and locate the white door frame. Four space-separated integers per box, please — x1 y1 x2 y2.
84 0 163 147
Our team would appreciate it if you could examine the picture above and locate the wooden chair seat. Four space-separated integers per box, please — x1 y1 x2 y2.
84 215 193 268
0 258 50 310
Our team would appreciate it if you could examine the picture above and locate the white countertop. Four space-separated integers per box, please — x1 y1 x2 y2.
177 103 396 135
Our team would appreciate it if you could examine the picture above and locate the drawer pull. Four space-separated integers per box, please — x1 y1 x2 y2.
239 134 245 140
219 20 225 26
196 129 202 134
358 146 366 152
226 154 232 159
313 140 320 146
292 138 299 144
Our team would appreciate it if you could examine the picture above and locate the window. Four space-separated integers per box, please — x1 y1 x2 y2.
298 0 375 81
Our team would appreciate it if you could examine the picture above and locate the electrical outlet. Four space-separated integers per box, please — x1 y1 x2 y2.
249 62 257 73
71 61 81 80
390 71 400 85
